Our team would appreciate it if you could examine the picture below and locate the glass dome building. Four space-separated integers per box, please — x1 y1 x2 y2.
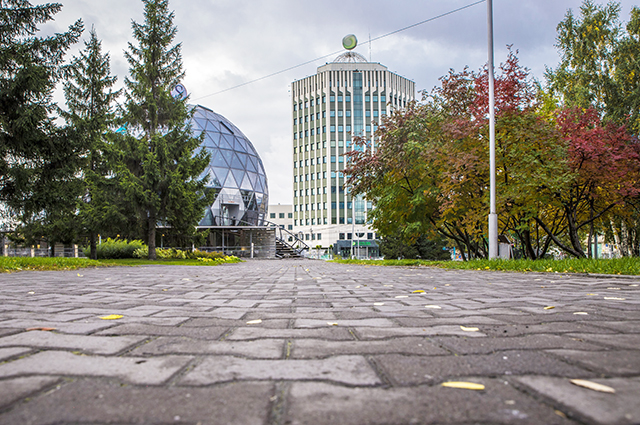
191 105 269 226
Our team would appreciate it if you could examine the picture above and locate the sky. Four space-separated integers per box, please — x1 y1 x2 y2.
41 0 639 205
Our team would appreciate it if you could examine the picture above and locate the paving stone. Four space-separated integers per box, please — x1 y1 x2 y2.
131 336 285 358
0 351 192 385
285 380 576 425
182 317 291 329
353 326 487 339
291 337 448 358
179 355 381 386
433 333 604 354
226 327 354 341
294 318 395 328
0 376 61 410
0 319 115 335
546 349 640 375
0 378 273 425
566 333 640 350
374 351 593 385
0 346 31 362
94 323 229 339
0 330 146 355
516 375 640 425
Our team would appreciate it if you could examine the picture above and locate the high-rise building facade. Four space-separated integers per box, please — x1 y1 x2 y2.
291 51 415 256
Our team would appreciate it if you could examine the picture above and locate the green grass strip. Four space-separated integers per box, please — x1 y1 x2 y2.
332 257 640 275
0 256 242 273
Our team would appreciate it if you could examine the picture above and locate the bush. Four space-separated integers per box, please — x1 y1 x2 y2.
132 247 226 260
84 238 147 259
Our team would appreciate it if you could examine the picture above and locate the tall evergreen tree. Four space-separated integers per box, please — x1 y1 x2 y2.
62 27 121 260
120 0 210 260
0 0 83 251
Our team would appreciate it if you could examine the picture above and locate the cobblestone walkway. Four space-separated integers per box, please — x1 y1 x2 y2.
0 259 639 424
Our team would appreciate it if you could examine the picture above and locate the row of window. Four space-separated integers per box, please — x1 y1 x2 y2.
294 217 365 225
293 171 345 182
269 212 293 219
339 233 375 240
292 95 390 111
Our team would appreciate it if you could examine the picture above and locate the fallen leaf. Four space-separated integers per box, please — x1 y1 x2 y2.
99 314 123 320
586 293 598 296
26 327 56 331
355 286 361 288
77 273 83 277
395 295 409 299
570 379 615 393
246 319 262 325
630 284 638 287
460 326 479 332
573 312 589 315
327 322 338 326
383 284 393 287
27 291 35 295
181 278 191 281
604 297 625 300
373 302 385 306
607 287 621 290
162 289 168 291
412 290 425 293
555 410 567 418
543 306 555 310
425 305 442 309
441 381 485 390
444 284 451 286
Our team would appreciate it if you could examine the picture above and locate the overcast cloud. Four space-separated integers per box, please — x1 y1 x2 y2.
40 0 639 204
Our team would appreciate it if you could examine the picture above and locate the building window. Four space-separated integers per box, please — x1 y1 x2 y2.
338 95 343 102
331 156 336 163
310 128 314 136
288 213 293 218
366 125 371 132
346 125 351 132
365 110 371 117
279 213 285 219
270 213 276 218
288 225 293 230
317 233 322 240
367 233 373 239
330 95 335 102
381 95 386 102
323 96 326 103
373 110 378 117
347 233 352 240
373 96 378 102
293 133 297 140
338 110 343 117
338 126 343 132
339 233 345 240
346 110 351 117
330 125 336 132
330 110 335 117
346 95 351 102
338 156 344 163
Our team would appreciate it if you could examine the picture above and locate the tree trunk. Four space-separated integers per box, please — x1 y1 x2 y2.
148 210 157 260
90 232 97 260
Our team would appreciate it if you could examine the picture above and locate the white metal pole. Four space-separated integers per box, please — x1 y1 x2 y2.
487 0 498 259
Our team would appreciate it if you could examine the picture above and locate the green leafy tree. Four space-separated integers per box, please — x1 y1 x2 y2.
62 27 122 260
119 0 211 260
0 0 83 252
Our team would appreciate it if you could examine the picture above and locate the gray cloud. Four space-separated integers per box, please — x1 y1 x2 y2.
40 0 638 204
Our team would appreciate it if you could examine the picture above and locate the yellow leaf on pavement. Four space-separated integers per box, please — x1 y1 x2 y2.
543 306 555 310
441 381 485 390
412 290 425 293
570 379 615 393
246 319 262 324
604 297 626 300
460 326 479 332
99 315 123 320
327 322 338 326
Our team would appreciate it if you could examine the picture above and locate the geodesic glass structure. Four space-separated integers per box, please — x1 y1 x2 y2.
191 105 268 226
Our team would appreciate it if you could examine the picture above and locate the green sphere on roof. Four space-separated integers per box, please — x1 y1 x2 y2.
342 34 357 50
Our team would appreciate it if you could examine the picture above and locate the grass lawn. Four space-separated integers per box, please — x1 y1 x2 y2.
0 256 242 273
332 257 640 276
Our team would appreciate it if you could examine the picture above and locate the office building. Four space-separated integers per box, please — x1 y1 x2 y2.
291 50 415 257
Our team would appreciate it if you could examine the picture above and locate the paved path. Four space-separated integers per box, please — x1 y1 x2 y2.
0 260 639 425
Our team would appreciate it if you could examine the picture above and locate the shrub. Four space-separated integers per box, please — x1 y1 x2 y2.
84 238 147 259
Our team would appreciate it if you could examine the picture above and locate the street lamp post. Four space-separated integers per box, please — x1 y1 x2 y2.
487 0 498 259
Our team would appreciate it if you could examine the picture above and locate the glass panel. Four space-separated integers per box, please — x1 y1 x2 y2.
210 150 228 167
231 168 245 187
229 152 244 169
218 135 234 150
212 166 229 184
246 156 258 172
240 174 253 190
224 171 238 188
208 169 221 187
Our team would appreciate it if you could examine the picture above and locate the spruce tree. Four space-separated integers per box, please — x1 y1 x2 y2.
120 0 210 259
62 27 121 260
0 0 83 250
